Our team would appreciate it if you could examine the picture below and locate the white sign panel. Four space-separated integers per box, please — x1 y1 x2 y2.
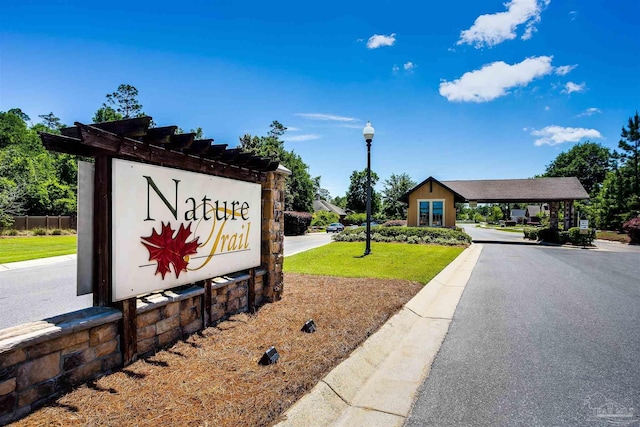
112 159 261 301
579 220 589 230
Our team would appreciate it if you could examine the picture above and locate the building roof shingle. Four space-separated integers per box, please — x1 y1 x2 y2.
438 177 589 202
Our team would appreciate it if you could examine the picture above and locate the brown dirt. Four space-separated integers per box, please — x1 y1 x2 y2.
15 273 422 427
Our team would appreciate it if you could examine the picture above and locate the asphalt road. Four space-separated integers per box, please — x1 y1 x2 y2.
0 233 334 330
406 227 640 426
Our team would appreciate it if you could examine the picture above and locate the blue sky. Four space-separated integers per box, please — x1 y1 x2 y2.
1 0 639 198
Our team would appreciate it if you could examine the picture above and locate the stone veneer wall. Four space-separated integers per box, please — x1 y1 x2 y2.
136 286 204 358
0 307 122 425
1 168 288 424
135 271 264 358
261 167 289 302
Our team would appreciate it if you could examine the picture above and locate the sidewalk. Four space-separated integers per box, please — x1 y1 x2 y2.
274 243 483 427
0 254 76 272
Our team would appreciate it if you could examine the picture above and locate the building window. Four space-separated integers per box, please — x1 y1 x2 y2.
418 200 445 227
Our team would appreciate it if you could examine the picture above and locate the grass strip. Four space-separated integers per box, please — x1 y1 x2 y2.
284 241 464 283
0 236 77 263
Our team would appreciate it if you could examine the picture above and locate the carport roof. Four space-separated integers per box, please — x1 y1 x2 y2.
403 176 589 203
441 177 589 202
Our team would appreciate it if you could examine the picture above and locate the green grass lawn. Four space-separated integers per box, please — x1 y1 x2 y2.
284 241 464 283
0 236 77 263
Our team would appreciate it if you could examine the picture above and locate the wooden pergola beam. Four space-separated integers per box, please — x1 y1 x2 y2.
75 123 265 182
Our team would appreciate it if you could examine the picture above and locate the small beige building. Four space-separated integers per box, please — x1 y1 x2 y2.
403 177 463 228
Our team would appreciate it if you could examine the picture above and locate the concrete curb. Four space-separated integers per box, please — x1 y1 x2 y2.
0 254 77 272
275 243 483 427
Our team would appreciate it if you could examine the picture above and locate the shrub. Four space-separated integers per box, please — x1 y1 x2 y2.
336 226 471 246
343 213 366 226
394 234 408 242
407 235 422 244
31 227 47 236
473 213 485 223
3 228 19 236
537 227 559 243
622 217 640 244
311 211 339 227
0 212 14 232
50 228 63 235
284 211 312 236
523 228 539 240
382 219 407 227
558 231 570 245
566 227 596 245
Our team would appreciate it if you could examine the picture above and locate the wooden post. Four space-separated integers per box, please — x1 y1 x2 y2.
248 268 256 313
93 155 112 307
204 279 212 327
119 298 138 365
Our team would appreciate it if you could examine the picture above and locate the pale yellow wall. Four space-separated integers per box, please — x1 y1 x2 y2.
406 180 456 227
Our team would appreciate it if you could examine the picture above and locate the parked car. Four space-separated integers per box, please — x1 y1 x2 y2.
326 222 345 233
360 221 380 227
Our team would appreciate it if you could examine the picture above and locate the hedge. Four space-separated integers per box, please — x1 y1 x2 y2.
284 211 312 236
524 226 596 245
333 226 471 246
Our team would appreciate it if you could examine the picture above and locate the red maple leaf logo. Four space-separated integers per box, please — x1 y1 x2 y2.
141 222 200 279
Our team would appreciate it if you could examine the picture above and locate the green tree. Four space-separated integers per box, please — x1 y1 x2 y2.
332 195 347 209
619 112 640 200
93 105 123 123
7 108 30 123
0 110 77 217
346 169 380 214
0 110 32 149
381 173 416 219
487 205 503 223
281 150 314 212
238 121 315 212
38 112 63 131
313 176 331 201
105 84 143 119
93 84 148 123
540 142 611 195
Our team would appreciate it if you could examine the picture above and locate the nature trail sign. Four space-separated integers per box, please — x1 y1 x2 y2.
112 159 261 301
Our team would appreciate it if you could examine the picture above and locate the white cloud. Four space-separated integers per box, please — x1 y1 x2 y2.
366 33 396 49
562 81 586 94
392 64 400 73
286 126 300 131
555 64 577 75
576 107 601 117
295 113 356 122
284 134 321 142
457 0 550 48
531 125 602 146
341 123 365 129
569 11 577 20
439 56 553 103
545 106 551 111
404 62 416 71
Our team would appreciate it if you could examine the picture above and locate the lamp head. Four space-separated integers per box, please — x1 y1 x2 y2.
363 121 374 143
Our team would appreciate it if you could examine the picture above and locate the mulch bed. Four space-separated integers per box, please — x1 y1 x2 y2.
15 273 422 427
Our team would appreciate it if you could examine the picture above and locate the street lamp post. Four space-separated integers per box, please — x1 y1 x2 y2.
363 121 375 256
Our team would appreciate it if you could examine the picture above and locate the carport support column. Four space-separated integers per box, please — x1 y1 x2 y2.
261 165 290 303
563 200 574 230
549 201 560 229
